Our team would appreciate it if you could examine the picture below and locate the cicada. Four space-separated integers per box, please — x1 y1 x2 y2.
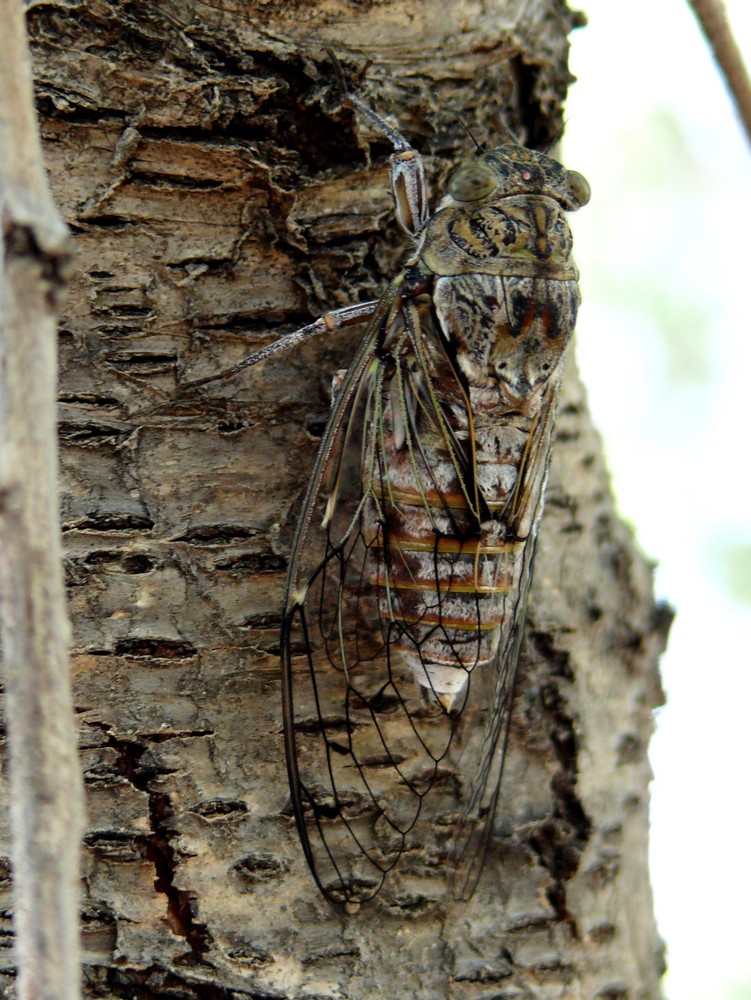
210 95 589 904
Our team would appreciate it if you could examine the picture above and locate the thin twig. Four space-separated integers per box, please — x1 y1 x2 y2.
688 0 751 149
0 2 84 999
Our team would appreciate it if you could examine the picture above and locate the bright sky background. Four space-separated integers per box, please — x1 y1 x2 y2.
564 3 751 999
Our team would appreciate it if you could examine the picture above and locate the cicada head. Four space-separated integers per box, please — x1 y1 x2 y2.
422 141 589 282
446 144 590 213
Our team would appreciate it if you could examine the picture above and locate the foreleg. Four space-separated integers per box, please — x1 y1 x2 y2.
347 93 429 239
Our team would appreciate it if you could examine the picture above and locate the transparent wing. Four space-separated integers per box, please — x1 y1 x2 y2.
446 381 561 900
281 282 561 904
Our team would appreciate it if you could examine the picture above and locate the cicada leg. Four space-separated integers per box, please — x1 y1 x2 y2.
347 93 429 238
185 96 429 395
184 300 380 390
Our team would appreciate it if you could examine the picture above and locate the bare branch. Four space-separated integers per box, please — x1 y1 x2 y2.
688 0 751 149
0 2 84 999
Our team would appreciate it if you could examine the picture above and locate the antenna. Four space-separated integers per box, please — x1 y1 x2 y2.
432 91 485 152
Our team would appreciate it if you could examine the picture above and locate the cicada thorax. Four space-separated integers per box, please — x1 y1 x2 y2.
364 175 581 714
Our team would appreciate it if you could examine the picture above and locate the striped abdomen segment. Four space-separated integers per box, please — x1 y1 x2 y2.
370 439 527 703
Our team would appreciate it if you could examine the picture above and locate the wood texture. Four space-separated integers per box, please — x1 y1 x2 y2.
0 1 668 996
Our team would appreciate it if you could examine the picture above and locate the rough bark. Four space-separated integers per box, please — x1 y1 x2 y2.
0 1 669 997
0 2 84 998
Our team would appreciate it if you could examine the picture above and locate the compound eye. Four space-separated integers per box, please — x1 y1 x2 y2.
447 162 498 202
566 170 591 207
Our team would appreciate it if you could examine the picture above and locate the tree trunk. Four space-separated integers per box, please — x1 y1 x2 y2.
0 1 669 996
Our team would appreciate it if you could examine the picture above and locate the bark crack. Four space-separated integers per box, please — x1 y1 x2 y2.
95 963 279 999
106 733 215 964
526 630 592 937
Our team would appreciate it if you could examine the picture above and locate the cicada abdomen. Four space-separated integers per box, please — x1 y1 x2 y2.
280 111 589 904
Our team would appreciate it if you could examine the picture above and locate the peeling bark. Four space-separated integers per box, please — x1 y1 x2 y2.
0 1 668 997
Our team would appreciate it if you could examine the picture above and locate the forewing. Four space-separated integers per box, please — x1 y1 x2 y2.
396 298 562 899
446 379 562 900
281 289 443 903
281 283 562 905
